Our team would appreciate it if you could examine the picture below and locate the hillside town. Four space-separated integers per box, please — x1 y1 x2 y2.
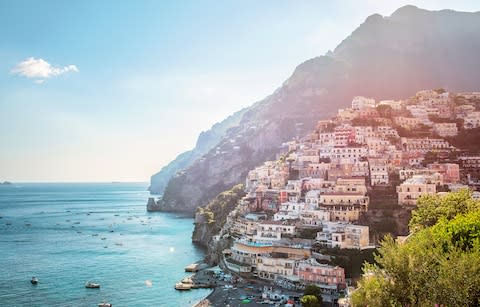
198 89 480 305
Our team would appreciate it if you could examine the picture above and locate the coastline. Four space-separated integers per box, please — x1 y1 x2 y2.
189 262 300 307
192 289 215 307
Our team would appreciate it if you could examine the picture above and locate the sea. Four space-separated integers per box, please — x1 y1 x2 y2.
0 183 211 307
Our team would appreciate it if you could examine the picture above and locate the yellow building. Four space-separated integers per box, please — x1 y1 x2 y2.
396 175 436 205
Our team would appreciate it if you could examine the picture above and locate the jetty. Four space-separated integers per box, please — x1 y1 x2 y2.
185 262 208 272
174 269 216 291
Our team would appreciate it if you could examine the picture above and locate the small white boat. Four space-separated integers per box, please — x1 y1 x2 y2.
31 277 38 285
175 282 192 290
85 281 101 289
98 303 112 307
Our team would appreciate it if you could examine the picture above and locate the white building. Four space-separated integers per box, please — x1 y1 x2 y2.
377 99 403 110
376 126 399 138
274 202 306 221
255 221 296 241
464 111 480 129
351 96 376 110
369 158 389 186
316 222 370 249
433 123 458 137
300 209 331 226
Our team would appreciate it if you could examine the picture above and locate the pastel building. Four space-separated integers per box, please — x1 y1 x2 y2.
394 116 420 129
319 192 369 222
300 209 331 226
376 126 400 138
316 222 370 249
255 220 296 241
400 137 450 153
330 145 368 163
334 125 355 146
334 177 368 194
295 258 346 291
427 163 460 184
256 255 296 280
464 111 480 129
228 240 311 273
396 175 437 205
274 202 306 221
232 218 259 237
433 123 458 137
369 158 389 186
351 96 376 110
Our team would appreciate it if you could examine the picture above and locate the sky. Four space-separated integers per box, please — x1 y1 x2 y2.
1 0 479 182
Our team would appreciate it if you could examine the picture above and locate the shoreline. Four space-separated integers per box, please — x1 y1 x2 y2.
189 263 301 307
192 288 215 307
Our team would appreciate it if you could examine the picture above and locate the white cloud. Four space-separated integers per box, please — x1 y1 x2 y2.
11 57 78 81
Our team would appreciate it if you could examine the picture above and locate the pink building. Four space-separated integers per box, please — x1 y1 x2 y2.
295 258 346 290
427 163 460 184
334 125 355 146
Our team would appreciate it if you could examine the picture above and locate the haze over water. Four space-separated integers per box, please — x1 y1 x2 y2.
0 183 210 306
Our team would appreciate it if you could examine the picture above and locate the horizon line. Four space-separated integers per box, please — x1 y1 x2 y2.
2 181 149 184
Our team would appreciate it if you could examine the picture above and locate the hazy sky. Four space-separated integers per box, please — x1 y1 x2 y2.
1 0 479 182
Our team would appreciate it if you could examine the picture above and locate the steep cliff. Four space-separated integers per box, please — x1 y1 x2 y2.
156 6 480 213
191 184 245 263
149 107 248 194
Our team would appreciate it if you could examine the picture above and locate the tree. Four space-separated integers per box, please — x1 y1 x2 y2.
376 104 393 118
409 189 480 231
303 285 323 306
351 192 480 307
300 295 321 307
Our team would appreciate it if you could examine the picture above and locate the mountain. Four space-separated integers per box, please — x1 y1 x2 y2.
153 5 480 213
149 107 248 194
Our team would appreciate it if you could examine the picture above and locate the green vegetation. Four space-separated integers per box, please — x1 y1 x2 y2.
300 295 321 307
351 190 480 306
196 184 246 228
351 117 379 127
376 105 393 118
447 127 480 152
422 150 458 165
395 123 432 138
409 189 480 231
301 285 323 307
296 227 320 239
315 247 376 279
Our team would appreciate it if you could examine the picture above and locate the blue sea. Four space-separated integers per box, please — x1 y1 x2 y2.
0 183 211 307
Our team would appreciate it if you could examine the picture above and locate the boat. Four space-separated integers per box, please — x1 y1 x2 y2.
175 282 192 290
31 277 38 285
85 281 101 289
98 303 112 307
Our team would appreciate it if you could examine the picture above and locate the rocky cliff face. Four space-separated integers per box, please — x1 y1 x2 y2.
191 184 245 263
155 6 480 213
149 107 248 194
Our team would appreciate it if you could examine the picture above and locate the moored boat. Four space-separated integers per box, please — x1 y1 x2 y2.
175 282 192 290
85 281 101 289
31 277 38 285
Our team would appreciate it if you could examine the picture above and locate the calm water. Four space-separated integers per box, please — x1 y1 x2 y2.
0 183 210 307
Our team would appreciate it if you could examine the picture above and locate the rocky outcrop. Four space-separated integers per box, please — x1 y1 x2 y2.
156 6 480 213
146 197 161 212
